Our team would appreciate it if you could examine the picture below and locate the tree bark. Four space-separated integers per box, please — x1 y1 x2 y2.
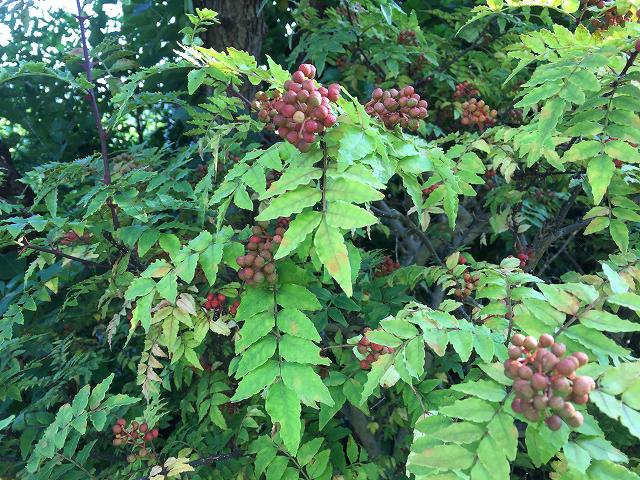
195 0 267 97
0 140 19 198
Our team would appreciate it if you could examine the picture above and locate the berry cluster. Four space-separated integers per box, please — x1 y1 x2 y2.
453 81 479 101
357 327 394 369
422 182 441 198
461 98 497 129
204 292 226 311
505 333 595 430
60 231 91 245
454 270 480 298
252 64 341 152
374 256 400 277
516 247 534 268
236 222 288 285
397 29 418 45
364 86 428 131
590 4 629 29
203 292 240 316
409 53 427 76
111 418 159 463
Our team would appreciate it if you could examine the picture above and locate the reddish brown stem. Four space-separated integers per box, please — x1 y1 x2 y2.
75 0 119 229
21 239 109 269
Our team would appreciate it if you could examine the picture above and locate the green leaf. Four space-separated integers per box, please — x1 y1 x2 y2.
187 69 206 95
277 284 321 311
587 156 614 205
237 287 275 319
525 422 569 467
365 330 402 347
449 330 473 362
440 398 496 422
235 311 276 353
403 336 425 379
235 335 277 378
156 270 178 304
89 373 114 410
360 354 394 404
124 277 155 301
410 444 474 470
281 363 334 407
584 216 610 235
609 219 629 253
580 310 639 333
488 412 518 461
279 335 329 365
451 380 506 402
297 438 324 467
262 166 323 199
266 381 301 455
314 219 352 296
159 233 181 260
325 201 378 229
256 187 322 221
274 210 322 260
608 292 640 312
265 456 289 480
325 178 384 204
199 239 225 286
230 360 279 402
175 253 198 283
277 308 321 341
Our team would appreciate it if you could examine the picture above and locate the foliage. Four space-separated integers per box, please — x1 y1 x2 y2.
1 0 640 479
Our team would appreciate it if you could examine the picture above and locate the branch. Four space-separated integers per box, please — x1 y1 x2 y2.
20 238 110 270
75 1 119 230
344 4 385 79
371 202 444 267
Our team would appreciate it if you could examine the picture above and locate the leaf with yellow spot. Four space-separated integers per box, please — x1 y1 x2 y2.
314 219 352 296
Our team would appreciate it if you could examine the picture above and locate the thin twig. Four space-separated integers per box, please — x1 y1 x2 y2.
20 238 109 269
75 0 119 229
536 230 578 277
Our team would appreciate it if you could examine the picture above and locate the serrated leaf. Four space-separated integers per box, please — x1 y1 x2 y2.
266 381 301 455
274 210 322 260
314 219 352 296
325 201 378 229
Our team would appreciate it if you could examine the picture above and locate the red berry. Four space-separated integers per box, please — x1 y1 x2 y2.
152 428 159 438
139 422 148 433
116 418 126 426
144 432 154 442
359 360 369 369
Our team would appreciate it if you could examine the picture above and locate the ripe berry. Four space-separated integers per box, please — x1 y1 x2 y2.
511 334 525 346
144 432 154 442
546 415 563 431
152 428 159 438
139 422 148 433
112 425 122 434
117 418 126 426
539 334 554 348
359 360 369 369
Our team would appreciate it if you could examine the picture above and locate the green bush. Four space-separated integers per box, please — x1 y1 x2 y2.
1 1 639 479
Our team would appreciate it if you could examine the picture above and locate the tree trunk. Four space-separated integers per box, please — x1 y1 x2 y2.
0 140 21 198
195 0 267 97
